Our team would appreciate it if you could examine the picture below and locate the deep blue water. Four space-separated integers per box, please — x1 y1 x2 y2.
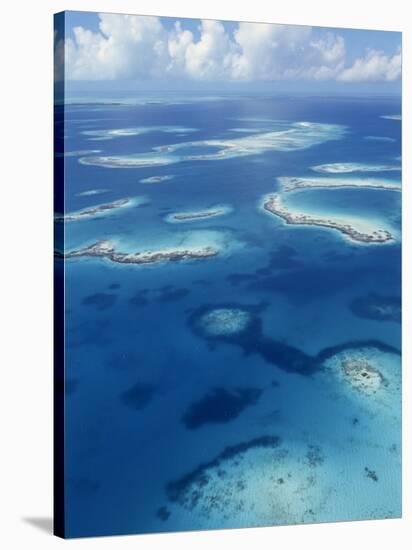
56 93 401 537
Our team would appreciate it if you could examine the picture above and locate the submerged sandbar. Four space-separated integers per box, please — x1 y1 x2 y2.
82 126 198 141
350 293 401 323
311 163 400 174
278 176 401 193
55 149 101 158
79 121 346 169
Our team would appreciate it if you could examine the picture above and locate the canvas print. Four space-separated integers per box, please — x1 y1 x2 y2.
54 11 402 539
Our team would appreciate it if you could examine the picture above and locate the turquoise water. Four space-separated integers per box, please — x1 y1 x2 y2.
55 92 401 537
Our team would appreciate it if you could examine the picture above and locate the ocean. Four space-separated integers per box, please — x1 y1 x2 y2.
55 92 401 537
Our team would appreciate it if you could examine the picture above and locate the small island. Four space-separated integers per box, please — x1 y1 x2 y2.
341 356 385 395
66 240 219 265
166 206 231 223
76 189 108 197
80 154 176 168
140 175 174 184
262 193 394 244
55 198 132 222
278 176 401 192
380 114 401 121
322 347 396 397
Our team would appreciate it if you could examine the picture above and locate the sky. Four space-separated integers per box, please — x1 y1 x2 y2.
55 11 402 95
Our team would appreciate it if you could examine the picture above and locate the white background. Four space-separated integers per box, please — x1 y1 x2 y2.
0 0 410 548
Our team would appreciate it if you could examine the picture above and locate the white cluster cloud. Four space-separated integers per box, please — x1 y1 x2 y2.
65 15 170 79
338 48 401 82
60 14 401 83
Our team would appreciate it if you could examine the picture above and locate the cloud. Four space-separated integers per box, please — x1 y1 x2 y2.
338 49 401 82
61 14 401 83
182 20 238 80
232 23 307 80
230 24 346 81
65 15 169 80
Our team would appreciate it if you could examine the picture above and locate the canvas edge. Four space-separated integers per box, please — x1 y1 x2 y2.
53 10 66 539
